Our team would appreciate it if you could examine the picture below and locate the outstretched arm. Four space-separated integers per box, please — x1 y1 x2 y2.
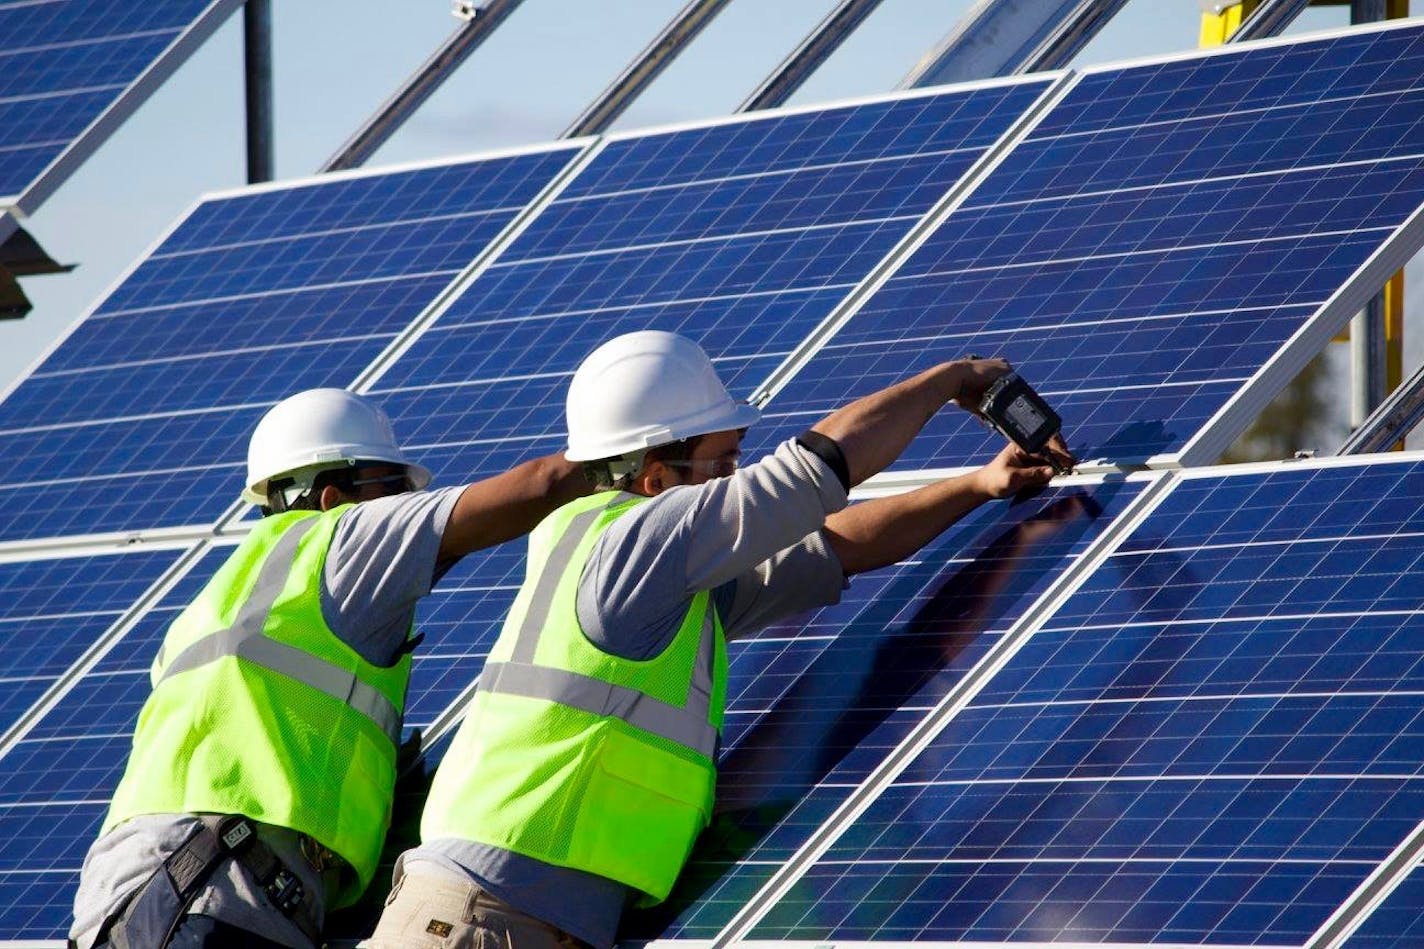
438 453 590 559
810 357 1018 487
823 443 1058 575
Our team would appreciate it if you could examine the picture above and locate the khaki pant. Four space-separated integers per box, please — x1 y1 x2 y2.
359 870 591 949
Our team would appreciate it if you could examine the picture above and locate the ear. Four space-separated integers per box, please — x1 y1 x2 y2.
319 484 348 511
632 461 667 497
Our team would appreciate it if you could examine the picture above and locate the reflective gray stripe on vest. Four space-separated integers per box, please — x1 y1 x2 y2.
485 491 719 758
481 659 717 758
510 492 638 664
158 517 403 747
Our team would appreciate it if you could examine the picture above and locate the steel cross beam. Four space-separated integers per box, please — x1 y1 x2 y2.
736 0 889 113
1337 361 1424 454
1229 0 1311 42
898 0 1128 88
560 0 731 139
321 0 526 173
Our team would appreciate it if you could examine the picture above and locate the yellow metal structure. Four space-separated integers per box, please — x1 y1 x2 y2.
1198 1 1259 47
1200 0 1408 401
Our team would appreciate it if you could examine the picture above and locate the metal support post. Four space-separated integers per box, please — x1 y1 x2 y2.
561 0 731 139
1350 293 1389 427
244 0 274 184
737 0 887 113
1347 0 1389 425
321 0 525 173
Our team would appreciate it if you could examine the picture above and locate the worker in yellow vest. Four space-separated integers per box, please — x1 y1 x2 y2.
69 388 590 949
361 331 1074 949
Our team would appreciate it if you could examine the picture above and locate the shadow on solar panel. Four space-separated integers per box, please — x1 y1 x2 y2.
615 480 1141 940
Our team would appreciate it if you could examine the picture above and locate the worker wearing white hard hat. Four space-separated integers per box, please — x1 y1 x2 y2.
70 388 590 949
364 331 1075 949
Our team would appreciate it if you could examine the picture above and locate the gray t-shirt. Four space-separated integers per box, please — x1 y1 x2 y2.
69 485 465 949
406 439 850 949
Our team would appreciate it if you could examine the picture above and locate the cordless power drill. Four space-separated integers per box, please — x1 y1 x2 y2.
974 369 1070 475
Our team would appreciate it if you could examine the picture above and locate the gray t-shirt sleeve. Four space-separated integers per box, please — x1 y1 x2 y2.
712 527 847 640
321 484 466 666
576 438 849 660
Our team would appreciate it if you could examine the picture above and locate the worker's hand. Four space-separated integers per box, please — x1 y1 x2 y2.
1040 431 1077 474
974 442 1058 499
949 356 1012 414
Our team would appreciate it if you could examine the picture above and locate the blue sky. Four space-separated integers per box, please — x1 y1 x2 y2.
1 0 1397 450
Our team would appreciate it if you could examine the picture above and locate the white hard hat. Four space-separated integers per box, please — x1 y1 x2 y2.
565 331 761 462
242 388 432 505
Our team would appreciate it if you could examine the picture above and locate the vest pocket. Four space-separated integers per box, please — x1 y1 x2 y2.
569 726 712 901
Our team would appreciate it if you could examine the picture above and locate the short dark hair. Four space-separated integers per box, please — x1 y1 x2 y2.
262 462 384 515
583 435 705 492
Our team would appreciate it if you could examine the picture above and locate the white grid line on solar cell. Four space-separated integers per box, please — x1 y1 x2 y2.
411 283 863 336
975 147 1424 212
0 26 177 60
796 302 1323 349
477 213 926 271
81 269 465 320
879 226 1396 281
140 206 536 261
25 331 401 380
0 82 127 107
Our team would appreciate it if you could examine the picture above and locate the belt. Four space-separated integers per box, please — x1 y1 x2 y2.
93 816 322 949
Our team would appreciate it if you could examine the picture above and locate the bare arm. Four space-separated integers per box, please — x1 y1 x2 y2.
810 358 1015 486
438 452 590 559
823 443 1056 575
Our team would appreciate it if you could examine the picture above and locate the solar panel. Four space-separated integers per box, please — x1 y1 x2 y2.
0 547 182 745
751 20 1424 473
363 78 1054 484
1 17 1421 949
619 476 1151 940
0 542 206 941
0 0 239 230
0 145 584 543
1341 863 1424 948
744 454 1424 946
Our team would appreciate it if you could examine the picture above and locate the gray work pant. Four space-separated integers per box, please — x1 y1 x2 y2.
359 870 591 949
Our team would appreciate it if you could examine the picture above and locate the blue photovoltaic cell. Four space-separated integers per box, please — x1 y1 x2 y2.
618 477 1146 940
0 549 178 741
0 0 230 204
366 80 1050 484
0 147 581 543
1341 863 1424 948
753 22 1424 471
403 542 530 733
0 544 204 940
754 456 1424 945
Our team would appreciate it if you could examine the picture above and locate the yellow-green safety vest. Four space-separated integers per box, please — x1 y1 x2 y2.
421 491 728 903
104 506 412 906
